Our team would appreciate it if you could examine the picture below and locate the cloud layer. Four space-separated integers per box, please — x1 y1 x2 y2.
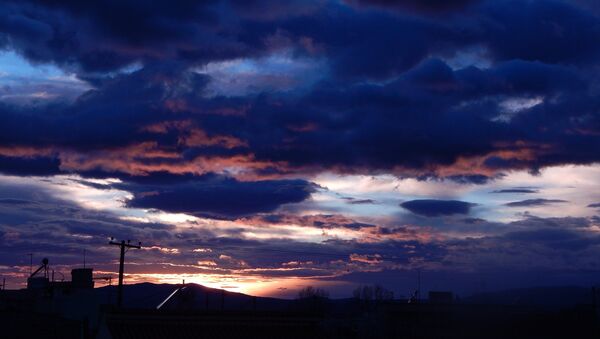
0 0 600 183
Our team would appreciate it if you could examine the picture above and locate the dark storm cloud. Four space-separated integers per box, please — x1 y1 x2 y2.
491 188 539 194
345 0 480 14
116 173 317 219
444 175 493 185
0 0 599 232
235 58 588 174
479 0 600 64
0 155 62 176
588 203 600 208
0 0 328 74
462 217 486 224
347 199 376 205
0 1 240 72
0 66 213 149
247 213 376 229
414 174 495 185
2 0 597 78
505 199 568 207
400 199 475 217
0 51 595 203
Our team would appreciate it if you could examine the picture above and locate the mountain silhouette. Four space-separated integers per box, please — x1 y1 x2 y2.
462 286 595 309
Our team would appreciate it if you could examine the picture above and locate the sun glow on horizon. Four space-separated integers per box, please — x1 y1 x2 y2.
123 272 342 299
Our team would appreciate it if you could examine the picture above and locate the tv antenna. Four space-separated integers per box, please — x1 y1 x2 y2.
109 238 141 308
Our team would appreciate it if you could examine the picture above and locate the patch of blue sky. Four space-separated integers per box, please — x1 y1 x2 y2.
441 45 492 70
0 50 65 78
198 51 328 97
0 50 89 103
329 192 399 218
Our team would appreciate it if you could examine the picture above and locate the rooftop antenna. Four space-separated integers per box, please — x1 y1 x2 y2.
408 268 422 304
29 258 49 279
109 237 141 308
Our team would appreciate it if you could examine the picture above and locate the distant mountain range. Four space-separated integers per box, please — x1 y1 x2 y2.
95 283 598 311
95 283 292 311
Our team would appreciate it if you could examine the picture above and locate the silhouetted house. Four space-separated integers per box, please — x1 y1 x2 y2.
429 291 453 304
26 276 50 290
0 310 83 339
2 266 99 339
96 310 320 339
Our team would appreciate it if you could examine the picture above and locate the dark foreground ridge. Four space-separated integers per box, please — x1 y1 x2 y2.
1 281 600 339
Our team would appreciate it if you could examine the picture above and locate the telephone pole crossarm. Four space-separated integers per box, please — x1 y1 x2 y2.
109 238 142 308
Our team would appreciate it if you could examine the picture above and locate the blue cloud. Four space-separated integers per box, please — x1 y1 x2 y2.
400 199 475 217
505 199 567 207
117 173 317 219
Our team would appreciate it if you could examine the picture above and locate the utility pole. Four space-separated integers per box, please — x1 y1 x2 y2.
592 286 597 312
221 289 225 311
109 238 141 308
417 269 421 304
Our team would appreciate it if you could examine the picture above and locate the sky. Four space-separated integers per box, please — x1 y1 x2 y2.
1 0 600 299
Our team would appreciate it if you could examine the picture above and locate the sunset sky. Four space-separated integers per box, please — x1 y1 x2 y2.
2 0 600 298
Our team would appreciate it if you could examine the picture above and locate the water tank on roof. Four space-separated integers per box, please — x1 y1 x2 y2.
71 268 94 289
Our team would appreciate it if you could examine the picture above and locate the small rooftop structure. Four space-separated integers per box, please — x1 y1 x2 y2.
428 291 454 304
71 268 94 289
27 258 49 290
25 257 95 291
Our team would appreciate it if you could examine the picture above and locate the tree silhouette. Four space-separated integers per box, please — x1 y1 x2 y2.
353 284 394 302
296 286 329 314
297 286 329 299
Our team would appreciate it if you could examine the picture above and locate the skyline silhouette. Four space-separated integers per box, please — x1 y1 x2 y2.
2 0 600 303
